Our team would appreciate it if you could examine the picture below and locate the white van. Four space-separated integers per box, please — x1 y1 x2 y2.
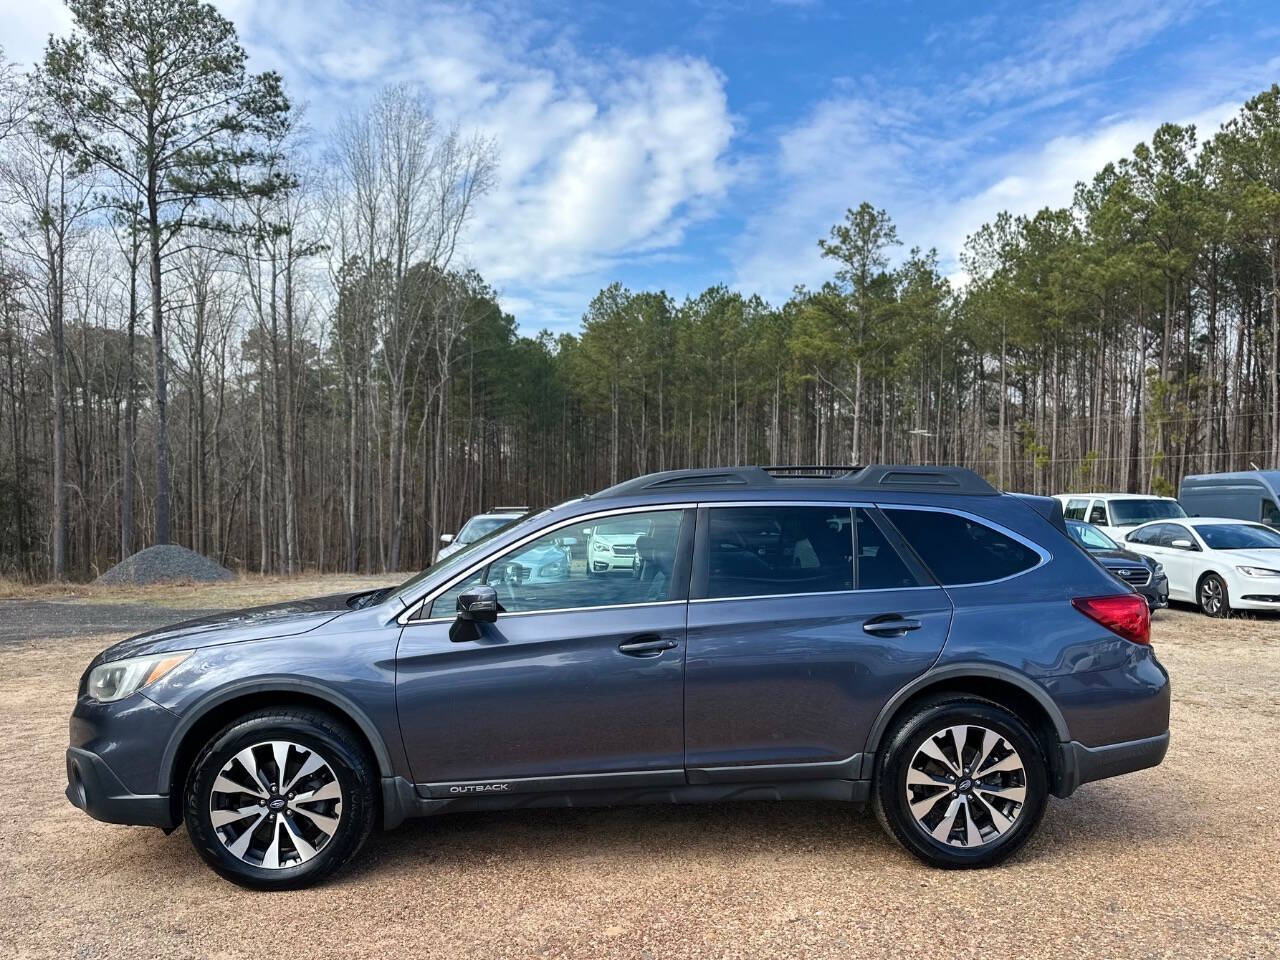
1053 493 1187 543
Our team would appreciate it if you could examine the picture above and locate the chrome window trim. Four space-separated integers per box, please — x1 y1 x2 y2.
398 503 688 625
689 584 943 605
407 599 687 626
399 497 1052 623
876 502 1052 587
699 499 875 509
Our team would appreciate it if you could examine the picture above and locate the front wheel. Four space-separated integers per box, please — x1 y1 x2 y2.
184 708 377 890
873 695 1048 869
1198 573 1230 618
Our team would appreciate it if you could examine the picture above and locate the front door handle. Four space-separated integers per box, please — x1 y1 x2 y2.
863 616 922 636
618 635 678 656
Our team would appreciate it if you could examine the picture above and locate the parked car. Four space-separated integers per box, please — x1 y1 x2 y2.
1121 515 1280 617
435 506 527 562
585 513 654 574
67 465 1169 888
1179 470 1280 527
1053 492 1186 542
1065 520 1168 610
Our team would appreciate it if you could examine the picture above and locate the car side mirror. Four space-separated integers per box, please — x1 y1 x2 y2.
1170 538 1196 550
440 533 454 544
450 585 498 643
559 536 577 546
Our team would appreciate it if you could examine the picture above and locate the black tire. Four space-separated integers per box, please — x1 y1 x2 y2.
872 695 1048 869
184 708 377 890
1197 572 1230 618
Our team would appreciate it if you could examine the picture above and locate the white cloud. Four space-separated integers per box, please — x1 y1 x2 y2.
731 4 1280 306
222 0 735 328
2 0 736 331
0 0 72 69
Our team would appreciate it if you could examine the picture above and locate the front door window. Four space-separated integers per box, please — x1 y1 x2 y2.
428 509 685 618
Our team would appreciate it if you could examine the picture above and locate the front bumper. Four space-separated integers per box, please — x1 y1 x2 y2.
66 692 181 829
1055 730 1170 796
590 555 636 572
65 747 176 829
1142 574 1169 610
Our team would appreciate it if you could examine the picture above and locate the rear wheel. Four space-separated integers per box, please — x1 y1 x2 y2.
1197 573 1230 618
873 695 1048 869
184 708 376 890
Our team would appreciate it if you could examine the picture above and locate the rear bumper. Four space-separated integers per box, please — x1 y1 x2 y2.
65 747 176 829
1054 730 1169 797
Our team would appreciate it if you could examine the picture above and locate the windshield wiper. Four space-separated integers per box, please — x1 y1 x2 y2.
348 587 393 609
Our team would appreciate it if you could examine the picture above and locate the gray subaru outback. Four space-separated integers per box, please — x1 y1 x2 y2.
67 465 1169 889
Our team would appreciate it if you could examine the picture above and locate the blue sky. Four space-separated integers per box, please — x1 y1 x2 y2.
6 0 1280 332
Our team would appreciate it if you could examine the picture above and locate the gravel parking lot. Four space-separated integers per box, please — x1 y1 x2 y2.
2 581 1277 959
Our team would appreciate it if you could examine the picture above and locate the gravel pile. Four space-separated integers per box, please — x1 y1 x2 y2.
95 544 235 585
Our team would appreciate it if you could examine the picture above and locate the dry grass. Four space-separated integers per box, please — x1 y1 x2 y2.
0 572 403 609
2 591 1278 959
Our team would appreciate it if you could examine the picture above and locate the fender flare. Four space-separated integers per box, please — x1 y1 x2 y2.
157 676 398 790
863 661 1071 758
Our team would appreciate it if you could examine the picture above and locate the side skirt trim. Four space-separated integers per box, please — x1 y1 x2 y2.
379 775 870 824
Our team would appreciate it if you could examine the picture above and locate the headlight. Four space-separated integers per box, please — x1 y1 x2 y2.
592 540 609 552
1154 562 1164 574
1237 565 1280 577
84 651 191 702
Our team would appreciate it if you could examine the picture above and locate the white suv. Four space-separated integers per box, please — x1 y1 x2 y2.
585 514 655 575
1053 493 1187 543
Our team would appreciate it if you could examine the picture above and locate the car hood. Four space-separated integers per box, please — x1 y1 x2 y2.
88 592 358 667
1212 548 1280 567
1091 548 1154 568
593 533 642 545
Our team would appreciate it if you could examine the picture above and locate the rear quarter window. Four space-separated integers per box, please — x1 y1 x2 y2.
884 509 1042 585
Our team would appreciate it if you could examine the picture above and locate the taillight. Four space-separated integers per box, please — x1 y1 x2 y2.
1071 594 1150 645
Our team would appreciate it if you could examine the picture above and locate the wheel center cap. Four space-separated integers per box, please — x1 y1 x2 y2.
957 779 973 793
268 796 287 811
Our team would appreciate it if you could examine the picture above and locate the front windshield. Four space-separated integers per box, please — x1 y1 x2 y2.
1109 499 1187 526
1196 523 1280 550
458 515 520 543
1068 521 1118 551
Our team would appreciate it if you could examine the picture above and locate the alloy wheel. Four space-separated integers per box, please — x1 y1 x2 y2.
1200 577 1223 615
208 740 343 869
904 724 1027 848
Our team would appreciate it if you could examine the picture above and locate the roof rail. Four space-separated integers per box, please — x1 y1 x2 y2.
762 464 862 478
590 464 998 499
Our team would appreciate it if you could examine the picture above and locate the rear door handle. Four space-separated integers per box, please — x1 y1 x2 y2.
618 635 678 656
863 616 922 636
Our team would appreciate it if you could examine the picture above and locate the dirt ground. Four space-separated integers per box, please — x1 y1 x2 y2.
1 579 1277 960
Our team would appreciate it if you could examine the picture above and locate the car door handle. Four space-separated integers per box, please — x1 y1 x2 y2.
618 636 678 656
863 616 922 636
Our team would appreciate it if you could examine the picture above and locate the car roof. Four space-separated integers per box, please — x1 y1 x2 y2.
1062 493 1181 504
1127 516 1260 529
1180 517 1269 528
591 464 1000 500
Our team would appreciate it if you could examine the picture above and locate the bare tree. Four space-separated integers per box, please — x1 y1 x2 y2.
329 85 495 570
0 113 94 578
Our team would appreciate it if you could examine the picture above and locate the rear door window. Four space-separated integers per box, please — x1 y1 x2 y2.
704 506 918 599
884 509 1042 586
1064 498 1088 521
